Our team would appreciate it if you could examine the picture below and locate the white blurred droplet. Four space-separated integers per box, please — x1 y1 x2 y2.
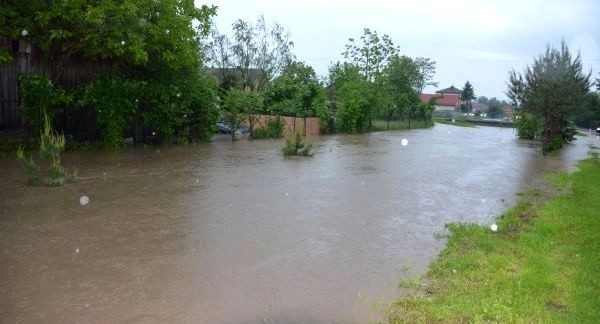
195 179 199 183
79 196 89 206
481 198 486 203
452 269 457 274
401 138 408 146
75 248 80 253
452 119 456 123
285 192 289 196
176 93 181 98
183 114 187 118
120 40 126 46
152 132 156 136
21 29 28 37
490 224 498 232
360 181 365 186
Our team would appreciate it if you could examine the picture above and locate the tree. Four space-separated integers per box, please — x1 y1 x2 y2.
1 0 216 80
329 62 371 133
385 55 421 128
413 57 438 92
342 28 399 82
487 100 503 118
507 41 591 153
418 97 436 127
224 15 293 90
221 89 261 141
462 81 475 113
573 92 600 129
265 61 327 134
477 96 489 104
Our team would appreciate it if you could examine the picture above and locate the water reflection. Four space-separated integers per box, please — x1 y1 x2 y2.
0 124 594 323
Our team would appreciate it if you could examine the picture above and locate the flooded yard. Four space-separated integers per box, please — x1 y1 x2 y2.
0 124 595 323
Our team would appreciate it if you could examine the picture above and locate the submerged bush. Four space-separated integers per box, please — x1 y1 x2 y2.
282 132 313 156
16 115 76 186
514 112 541 140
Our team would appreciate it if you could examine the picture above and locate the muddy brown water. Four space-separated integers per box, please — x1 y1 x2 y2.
0 124 596 323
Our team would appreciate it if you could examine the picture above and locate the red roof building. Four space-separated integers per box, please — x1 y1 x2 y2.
420 93 461 111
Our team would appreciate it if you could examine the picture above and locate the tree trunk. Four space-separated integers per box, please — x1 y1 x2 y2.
543 114 561 153
248 115 254 140
303 117 307 136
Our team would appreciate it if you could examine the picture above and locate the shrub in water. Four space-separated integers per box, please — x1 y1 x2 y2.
16 114 76 186
282 132 313 156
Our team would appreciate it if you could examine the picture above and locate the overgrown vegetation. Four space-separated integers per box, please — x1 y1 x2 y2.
282 132 313 156
387 157 600 322
16 115 76 186
253 118 285 139
327 29 437 134
18 74 71 136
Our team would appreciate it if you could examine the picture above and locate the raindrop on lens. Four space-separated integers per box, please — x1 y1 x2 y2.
75 248 80 253
121 40 126 46
401 138 408 146
79 195 89 206
490 224 498 232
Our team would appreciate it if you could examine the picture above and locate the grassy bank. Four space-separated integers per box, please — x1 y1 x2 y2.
371 119 433 131
387 157 600 322
434 118 475 127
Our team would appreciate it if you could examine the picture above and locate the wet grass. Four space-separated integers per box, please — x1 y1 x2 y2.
434 118 475 127
386 157 600 323
371 120 432 131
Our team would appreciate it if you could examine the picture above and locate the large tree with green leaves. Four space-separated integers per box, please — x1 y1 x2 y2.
329 62 371 133
342 28 399 82
507 41 591 153
384 55 422 128
211 15 293 90
413 57 438 92
2 0 219 144
461 81 475 113
264 61 327 134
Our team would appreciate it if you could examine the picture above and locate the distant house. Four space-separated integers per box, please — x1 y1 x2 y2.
501 105 513 117
420 85 462 111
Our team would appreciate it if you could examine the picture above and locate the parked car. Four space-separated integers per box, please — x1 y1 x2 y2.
216 120 249 134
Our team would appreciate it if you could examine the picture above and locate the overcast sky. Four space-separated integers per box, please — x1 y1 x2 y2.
201 0 600 100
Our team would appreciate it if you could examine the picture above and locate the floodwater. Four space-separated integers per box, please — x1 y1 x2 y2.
0 124 596 323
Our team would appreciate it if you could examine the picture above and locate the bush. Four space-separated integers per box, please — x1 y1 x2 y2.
254 118 284 139
82 76 140 149
282 132 313 156
514 112 541 140
143 73 219 143
16 114 76 186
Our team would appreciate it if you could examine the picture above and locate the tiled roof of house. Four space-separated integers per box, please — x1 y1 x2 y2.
420 93 460 107
436 85 463 95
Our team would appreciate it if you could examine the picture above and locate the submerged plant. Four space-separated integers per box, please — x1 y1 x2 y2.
282 132 313 157
16 114 76 186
